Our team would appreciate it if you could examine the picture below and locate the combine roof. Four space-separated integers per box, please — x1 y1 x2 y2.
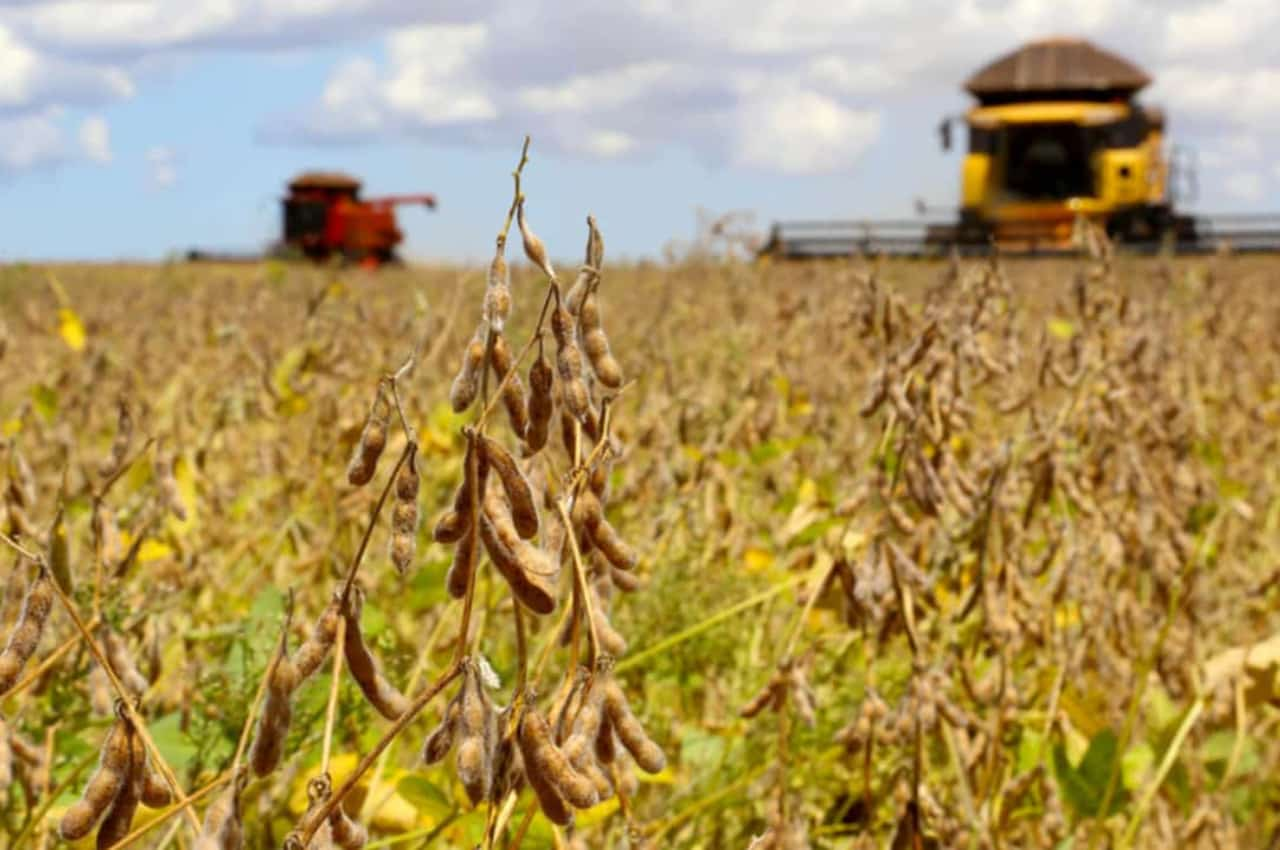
965 38 1151 103
288 171 362 191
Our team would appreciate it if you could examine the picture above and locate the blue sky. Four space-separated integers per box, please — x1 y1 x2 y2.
1 1 1277 263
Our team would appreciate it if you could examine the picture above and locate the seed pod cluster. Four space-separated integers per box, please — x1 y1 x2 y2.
450 322 488 413
419 662 496 805
0 565 53 697
249 599 340 777
347 384 391 486
342 589 409 721
153 447 188 521
60 717 133 841
388 451 420 576
560 680 614 802
517 705 598 825
489 332 530 438
60 709 170 847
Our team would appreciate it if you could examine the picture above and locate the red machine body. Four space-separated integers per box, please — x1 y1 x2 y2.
282 172 436 265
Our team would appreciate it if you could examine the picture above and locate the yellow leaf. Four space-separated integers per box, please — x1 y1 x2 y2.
58 308 86 351
1047 317 1075 340
744 546 775 572
138 540 174 563
289 754 427 832
165 455 199 535
796 478 818 506
2 419 20 437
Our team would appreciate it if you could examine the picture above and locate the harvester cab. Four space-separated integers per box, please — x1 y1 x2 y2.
948 37 1183 248
761 38 1280 258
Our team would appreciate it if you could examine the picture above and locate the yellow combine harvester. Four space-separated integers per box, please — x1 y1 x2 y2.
764 38 1280 257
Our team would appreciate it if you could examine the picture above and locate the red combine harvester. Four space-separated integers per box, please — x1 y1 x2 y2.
187 171 436 266
282 172 436 265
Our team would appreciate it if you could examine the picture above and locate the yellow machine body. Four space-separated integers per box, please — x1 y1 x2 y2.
959 100 1170 246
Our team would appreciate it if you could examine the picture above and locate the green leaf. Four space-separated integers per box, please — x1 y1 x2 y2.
149 713 198 773
30 383 58 422
1052 730 1130 819
395 775 453 819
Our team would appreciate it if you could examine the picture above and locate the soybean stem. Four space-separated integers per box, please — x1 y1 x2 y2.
292 663 465 847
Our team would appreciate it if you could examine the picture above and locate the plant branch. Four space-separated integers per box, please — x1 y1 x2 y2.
289 662 464 848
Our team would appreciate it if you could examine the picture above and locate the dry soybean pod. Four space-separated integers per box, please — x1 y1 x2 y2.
152 445 187 521
59 709 132 841
342 589 409 721
551 306 590 420
192 774 245 850
95 723 144 850
603 677 665 773
433 435 486 545
517 197 556 281
584 499 638 572
478 435 538 539
422 693 461 765
489 332 530 439
347 383 391 487
328 804 369 850
523 343 554 453
292 597 342 681
388 449 420 576
450 322 489 413
479 491 557 615
99 398 133 478
445 527 477 601
484 251 512 333
0 563 53 697
454 662 495 805
578 287 623 389
517 706 598 810
249 611 300 780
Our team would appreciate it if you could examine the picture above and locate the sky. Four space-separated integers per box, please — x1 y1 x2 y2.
0 0 1277 263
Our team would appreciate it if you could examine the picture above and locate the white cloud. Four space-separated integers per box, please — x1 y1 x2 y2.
0 109 67 172
146 145 177 188
78 115 112 163
0 22 133 110
732 88 881 174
